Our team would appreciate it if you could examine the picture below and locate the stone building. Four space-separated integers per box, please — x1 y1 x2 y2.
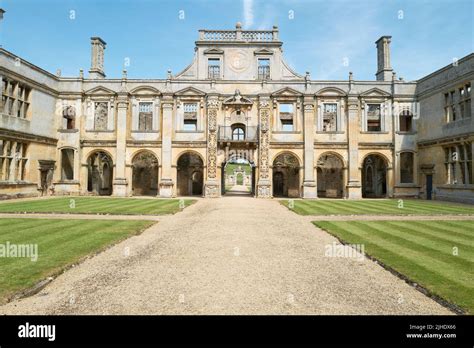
0 23 473 202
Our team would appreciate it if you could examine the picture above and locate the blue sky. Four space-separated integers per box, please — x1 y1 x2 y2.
0 0 472 81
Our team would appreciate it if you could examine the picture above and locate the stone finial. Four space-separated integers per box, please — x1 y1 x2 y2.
236 22 242 29
89 37 106 79
122 69 127 79
56 69 61 77
79 69 84 79
349 71 353 81
0 9 5 20
167 69 172 79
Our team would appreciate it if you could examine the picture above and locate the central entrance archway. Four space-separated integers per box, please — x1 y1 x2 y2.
177 152 204 196
272 153 300 197
222 155 255 196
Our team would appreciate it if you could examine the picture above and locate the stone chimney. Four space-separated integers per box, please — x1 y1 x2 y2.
375 36 393 81
89 37 106 79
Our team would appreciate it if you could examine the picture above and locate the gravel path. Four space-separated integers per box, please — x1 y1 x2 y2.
0 197 452 315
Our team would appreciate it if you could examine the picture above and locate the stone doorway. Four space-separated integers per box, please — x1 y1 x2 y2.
132 151 159 196
362 154 387 198
317 154 344 198
177 152 204 196
38 160 55 196
222 157 254 196
272 153 300 197
87 151 113 196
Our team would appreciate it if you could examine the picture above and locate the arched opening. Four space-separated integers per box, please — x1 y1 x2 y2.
87 151 113 196
362 154 387 198
222 155 254 196
177 152 203 196
317 154 344 198
132 152 159 196
272 153 300 197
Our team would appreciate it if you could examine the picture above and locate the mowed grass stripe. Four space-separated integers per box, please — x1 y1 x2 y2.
0 218 155 302
286 199 474 216
345 222 473 284
313 220 474 313
0 197 194 215
380 221 474 264
394 221 474 247
0 219 72 244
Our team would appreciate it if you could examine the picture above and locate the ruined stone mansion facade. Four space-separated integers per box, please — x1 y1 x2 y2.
0 23 473 202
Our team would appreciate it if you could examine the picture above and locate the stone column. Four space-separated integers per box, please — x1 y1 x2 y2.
113 97 128 196
204 96 220 197
387 165 394 197
302 98 317 198
159 96 174 197
257 97 271 198
346 96 362 199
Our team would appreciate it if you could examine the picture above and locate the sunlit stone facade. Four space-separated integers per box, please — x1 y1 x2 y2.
0 24 473 202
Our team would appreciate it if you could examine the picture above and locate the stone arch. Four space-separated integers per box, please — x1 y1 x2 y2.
86 150 113 195
131 151 159 196
317 152 344 198
361 153 388 198
176 152 204 196
272 152 301 197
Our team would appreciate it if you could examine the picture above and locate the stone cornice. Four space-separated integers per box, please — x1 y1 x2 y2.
0 128 58 145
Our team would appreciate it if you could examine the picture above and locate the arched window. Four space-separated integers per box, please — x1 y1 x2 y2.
399 110 413 132
400 152 414 183
232 127 245 141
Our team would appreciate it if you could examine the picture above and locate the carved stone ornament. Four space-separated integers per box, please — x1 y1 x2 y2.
304 103 315 111
259 100 270 108
207 99 220 109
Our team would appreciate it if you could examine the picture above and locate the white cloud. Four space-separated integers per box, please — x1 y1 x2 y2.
243 0 254 28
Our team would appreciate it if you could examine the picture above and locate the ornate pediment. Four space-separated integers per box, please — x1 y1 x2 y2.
254 48 274 56
315 87 346 97
174 86 206 97
223 89 253 106
129 86 161 95
84 86 116 96
360 87 391 98
203 48 224 55
271 87 303 97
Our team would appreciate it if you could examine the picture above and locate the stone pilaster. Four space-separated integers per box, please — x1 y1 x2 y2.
159 96 174 197
302 98 317 198
204 96 220 197
113 97 128 196
346 96 362 199
257 97 271 198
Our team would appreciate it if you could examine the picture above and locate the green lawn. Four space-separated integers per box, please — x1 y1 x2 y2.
0 197 195 215
0 218 155 302
313 220 474 313
225 163 251 175
283 199 474 216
